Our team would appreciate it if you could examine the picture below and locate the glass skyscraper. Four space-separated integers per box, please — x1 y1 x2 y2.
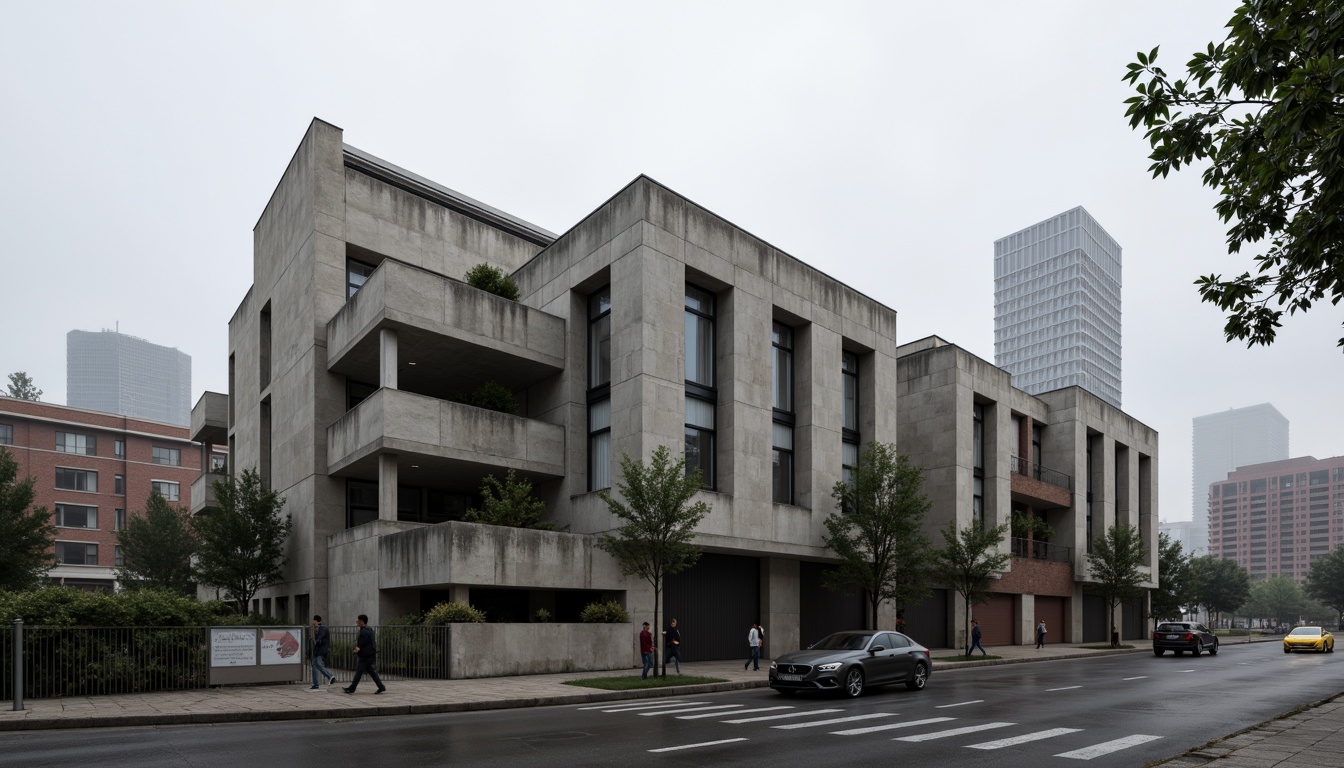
1192 403 1290 555
67 329 192 425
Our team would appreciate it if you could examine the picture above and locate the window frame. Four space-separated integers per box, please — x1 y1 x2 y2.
151 480 180 502
55 467 98 493
151 446 182 466
55 541 98 566
684 284 717 489
771 321 795 504
0 423 12 445
972 403 985 526
346 257 376 299
588 287 613 492
54 503 98 530
55 431 96 456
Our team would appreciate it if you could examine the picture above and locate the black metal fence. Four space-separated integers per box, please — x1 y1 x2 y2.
1010 537 1072 563
1009 455 1073 491
325 625 450 680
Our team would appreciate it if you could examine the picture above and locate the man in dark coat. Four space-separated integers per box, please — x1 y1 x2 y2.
343 614 386 694
310 614 336 689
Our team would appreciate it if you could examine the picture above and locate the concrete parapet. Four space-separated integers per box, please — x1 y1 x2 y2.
448 622 632 678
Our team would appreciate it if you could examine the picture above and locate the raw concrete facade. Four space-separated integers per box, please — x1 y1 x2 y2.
897 337 1158 647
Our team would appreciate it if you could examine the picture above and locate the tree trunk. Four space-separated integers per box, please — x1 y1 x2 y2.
654 578 662 678
870 593 879 631
964 597 972 656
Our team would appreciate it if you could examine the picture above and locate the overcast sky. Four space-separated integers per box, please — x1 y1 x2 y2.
3 1 1340 524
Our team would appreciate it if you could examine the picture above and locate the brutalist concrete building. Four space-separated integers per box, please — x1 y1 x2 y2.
210 119 1158 668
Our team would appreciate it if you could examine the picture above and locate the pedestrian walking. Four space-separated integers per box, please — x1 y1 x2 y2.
640 622 655 679
309 614 336 689
968 619 988 656
1036 619 1047 649
663 618 682 674
745 622 762 671
343 614 386 695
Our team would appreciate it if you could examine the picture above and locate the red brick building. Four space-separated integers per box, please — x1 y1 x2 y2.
0 396 203 591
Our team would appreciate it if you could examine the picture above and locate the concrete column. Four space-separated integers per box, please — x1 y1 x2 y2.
760 558 799 660
448 585 471 605
379 327 398 390
1016 593 1035 646
378 454 398 522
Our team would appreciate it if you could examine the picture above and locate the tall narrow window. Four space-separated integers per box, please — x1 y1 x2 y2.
347 257 375 299
0 424 11 445
259 302 272 391
772 322 795 504
842 351 860 492
684 285 716 488
973 403 985 526
115 508 126 531
588 287 612 492
1086 437 1095 553
114 439 125 457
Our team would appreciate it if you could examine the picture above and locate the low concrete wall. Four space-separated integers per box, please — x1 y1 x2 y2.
449 622 632 678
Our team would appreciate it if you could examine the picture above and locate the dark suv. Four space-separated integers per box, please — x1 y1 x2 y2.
1153 621 1218 656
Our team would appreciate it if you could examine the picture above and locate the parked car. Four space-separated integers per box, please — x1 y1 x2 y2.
769 630 930 698
1152 621 1219 656
1283 626 1334 654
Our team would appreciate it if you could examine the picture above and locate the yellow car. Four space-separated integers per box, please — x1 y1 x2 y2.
1283 626 1334 654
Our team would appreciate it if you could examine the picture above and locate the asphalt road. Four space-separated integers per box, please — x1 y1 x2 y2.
5 641 1341 767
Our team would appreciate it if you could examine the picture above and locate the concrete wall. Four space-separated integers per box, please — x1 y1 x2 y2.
449 623 633 678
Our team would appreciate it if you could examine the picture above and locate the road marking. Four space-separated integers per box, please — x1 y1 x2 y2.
936 699 984 708
1055 734 1162 759
678 706 792 720
1122 676 1147 681
641 704 743 716
648 738 748 753
832 717 955 735
723 708 843 724
589 701 703 712
894 722 1015 742
1046 686 1082 691
965 727 1083 749
1178 669 1195 673
772 713 898 729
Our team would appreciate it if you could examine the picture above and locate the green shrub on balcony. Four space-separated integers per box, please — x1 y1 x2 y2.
463 468 562 531
423 601 486 624
580 599 629 623
464 263 520 301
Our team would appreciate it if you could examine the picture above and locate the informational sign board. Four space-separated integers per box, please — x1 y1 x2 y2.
260 628 304 665
210 628 258 667
207 626 306 685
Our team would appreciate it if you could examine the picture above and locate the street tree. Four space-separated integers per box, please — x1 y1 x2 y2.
1247 575 1305 629
931 519 1010 655
1087 524 1149 647
1304 547 1344 626
1123 0 1344 349
0 447 56 590
194 469 292 613
5 371 41 401
597 445 709 677
1150 532 1192 626
463 469 560 530
1190 555 1251 626
823 443 933 630
116 491 199 596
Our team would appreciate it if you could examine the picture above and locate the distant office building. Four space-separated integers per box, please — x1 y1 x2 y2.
67 330 192 426
1191 404 1289 555
994 206 1122 409
1159 519 1207 557
1207 456 1344 582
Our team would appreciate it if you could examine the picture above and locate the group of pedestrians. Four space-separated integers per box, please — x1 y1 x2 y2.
962 618 1049 655
308 614 387 695
640 618 685 679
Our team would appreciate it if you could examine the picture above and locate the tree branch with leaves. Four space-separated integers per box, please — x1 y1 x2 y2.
0 448 56 590
932 519 1010 654
116 491 199 596
1087 523 1149 647
193 469 292 613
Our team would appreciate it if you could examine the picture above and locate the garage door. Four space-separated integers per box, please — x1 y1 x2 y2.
902 589 949 649
664 553 760 661
975 594 1015 646
1082 594 1107 643
1035 596 1066 644
800 562 865 649
1122 598 1146 640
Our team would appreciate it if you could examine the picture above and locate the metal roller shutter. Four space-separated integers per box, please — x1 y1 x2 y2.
663 553 761 661
800 562 865 649
903 589 949 649
976 594 1015 646
1034 596 1066 644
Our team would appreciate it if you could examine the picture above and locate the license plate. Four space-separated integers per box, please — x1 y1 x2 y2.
777 674 803 681
1166 634 1181 639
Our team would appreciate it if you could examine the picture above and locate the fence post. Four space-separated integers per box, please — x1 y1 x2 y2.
11 619 23 711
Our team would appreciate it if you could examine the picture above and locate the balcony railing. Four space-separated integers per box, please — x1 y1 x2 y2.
1010 455 1073 491
1011 537 1072 563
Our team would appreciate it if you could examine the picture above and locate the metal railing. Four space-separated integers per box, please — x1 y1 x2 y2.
324 625 451 680
1010 537 1072 563
1009 455 1073 491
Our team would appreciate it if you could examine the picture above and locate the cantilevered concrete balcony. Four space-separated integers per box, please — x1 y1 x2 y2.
326 388 565 483
1009 456 1073 510
326 259 565 398
190 391 229 445
190 471 227 515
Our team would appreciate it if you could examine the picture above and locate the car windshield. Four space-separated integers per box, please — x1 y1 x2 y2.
1156 624 1190 632
811 633 874 651
1289 627 1323 637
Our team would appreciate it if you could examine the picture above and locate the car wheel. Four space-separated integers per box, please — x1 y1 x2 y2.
1284 647 1291 653
906 663 928 691
1208 640 1218 656
1191 642 1201 657
843 667 864 698
1328 642 1334 654
1153 648 1165 656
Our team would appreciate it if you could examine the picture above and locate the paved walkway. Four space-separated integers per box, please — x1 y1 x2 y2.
3 633 1341 767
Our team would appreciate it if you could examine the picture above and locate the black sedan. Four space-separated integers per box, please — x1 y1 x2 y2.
769 630 931 698
1152 621 1219 656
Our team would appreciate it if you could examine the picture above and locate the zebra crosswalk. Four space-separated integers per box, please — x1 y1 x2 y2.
577 698 1163 759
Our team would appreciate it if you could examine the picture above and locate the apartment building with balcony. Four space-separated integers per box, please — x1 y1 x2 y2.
0 396 200 591
896 337 1158 647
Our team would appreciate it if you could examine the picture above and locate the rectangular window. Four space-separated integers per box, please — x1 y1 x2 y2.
685 397 715 488
151 481 180 502
55 468 98 493
684 285 716 488
209 453 228 473
114 439 125 458
772 421 793 505
772 322 794 504
589 286 612 389
841 351 859 435
347 479 378 528
115 508 126 531
842 441 859 495
115 474 124 495
771 322 793 412
973 403 985 525
588 286 613 492
684 285 715 388
588 397 612 492
347 257 376 299
115 546 124 567
973 476 984 526
55 542 97 566
0 424 11 445
55 504 98 529
55 431 95 455
152 446 182 466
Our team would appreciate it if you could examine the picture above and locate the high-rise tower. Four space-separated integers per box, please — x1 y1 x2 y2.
67 329 192 425
1192 403 1289 555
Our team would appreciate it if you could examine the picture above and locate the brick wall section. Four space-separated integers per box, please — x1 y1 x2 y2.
0 397 200 576
995 557 1074 597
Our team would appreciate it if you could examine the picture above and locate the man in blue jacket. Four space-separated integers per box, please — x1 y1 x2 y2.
310 614 336 689
343 614 386 695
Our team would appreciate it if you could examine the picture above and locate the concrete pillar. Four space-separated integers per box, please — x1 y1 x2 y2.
448 585 471 605
1016 593 1035 646
379 327 398 389
760 558 799 660
378 454 398 522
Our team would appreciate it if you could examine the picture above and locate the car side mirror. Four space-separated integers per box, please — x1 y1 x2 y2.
869 646 885 654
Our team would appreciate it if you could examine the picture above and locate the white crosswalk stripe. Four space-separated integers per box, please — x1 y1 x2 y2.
722 708 843 724
677 706 793 720
894 722 1015 742
772 713 898 730
590 701 706 712
831 717 955 736
640 704 743 716
965 727 1082 749
1047 685 1082 691
936 699 983 708
1055 734 1162 759
648 738 748 753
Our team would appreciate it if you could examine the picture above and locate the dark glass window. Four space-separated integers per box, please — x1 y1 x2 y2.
114 474 124 495
589 287 613 492
347 480 379 528
152 446 181 466
772 322 794 504
55 542 97 566
55 504 98 529
589 287 612 389
115 508 126 531
114 439 124 457
151 481 180 501
684 285 716 488
685 397 715 488
347 257 376 299
55 468 98 493
55 432 95 455
973 404 985 526
0 424 11 445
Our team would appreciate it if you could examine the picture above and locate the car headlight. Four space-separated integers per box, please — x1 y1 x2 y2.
816 662 843 672
769 661 777 670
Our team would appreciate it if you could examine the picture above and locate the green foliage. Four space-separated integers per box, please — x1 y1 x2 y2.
423 601 486 624
1123 1 1344 349
1245 575 1306 627
463 381 520 414
1189 554 1251 622
1011 509 1053 541
193 469 292 613
598 446 709 674
1304 547 1344 625
824 443 933 630
0 586 233 626
1151 531 1192 622
580 599 630 623
5 371 41 401
116 491 199 596
463 469 558 530
1086 524 1150 647
533 608 552 623
932 519 1010 650
464 263 521 301
0 447 56 591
